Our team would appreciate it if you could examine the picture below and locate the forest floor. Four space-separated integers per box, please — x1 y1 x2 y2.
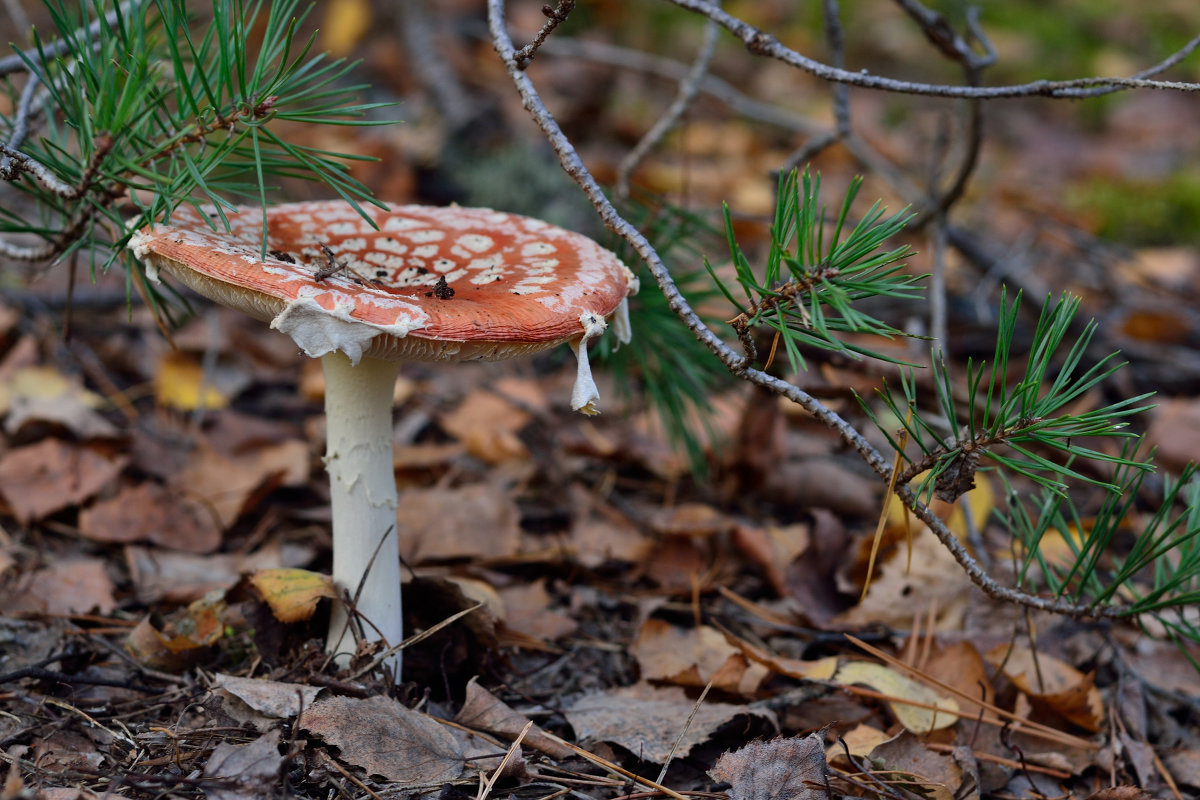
3 2 1200 799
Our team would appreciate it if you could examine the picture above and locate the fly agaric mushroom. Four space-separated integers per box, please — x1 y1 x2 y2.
129 202 637 672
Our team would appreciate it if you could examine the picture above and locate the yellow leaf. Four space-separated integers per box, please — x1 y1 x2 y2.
321 0 371 58
155 352 228 411
835 661 960 733
250 568 337 624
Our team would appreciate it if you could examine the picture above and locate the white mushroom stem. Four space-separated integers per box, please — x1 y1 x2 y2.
321 351 404 673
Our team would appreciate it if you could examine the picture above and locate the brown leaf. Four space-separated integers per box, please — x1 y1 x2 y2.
719 630 839 681
126 540 315 605
300 695 464 785
869 731 968 800
1 559 117 615
455 677 573 760
986 646 1105 732
79 482 223 553
211 674 322 732
170 440 309 530
0 439 125 524
632 618 768 695
496 580 577 642
1082 788 1153 800
440 389 531 463
565 684 776 764
835 526 972 631
396 483 521 563
202 729 285 800
918 641 995 719
709 734 828 800
732 522 810 596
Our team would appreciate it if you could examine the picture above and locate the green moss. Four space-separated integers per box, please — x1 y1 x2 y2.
1066 169 1200 246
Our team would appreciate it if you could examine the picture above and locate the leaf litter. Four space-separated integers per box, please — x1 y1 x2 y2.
3 8 1200 800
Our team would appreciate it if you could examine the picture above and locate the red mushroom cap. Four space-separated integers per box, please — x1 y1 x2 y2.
130 202 637 364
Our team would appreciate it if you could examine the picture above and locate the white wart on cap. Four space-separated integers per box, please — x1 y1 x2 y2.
130 202 637 412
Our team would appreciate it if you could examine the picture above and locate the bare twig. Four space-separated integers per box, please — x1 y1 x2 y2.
514 0 577 69
664 0 1200 98
616 1 721 199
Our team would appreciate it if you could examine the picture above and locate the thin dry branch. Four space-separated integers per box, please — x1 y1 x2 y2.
665 0 1200 98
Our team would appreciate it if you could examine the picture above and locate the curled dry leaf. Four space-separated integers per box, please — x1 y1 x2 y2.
211 673 321 731
455 677 574 760
248 568 336 624
835 661 960 734
986 645 1105 732
709 734 828 800
126 592 227 671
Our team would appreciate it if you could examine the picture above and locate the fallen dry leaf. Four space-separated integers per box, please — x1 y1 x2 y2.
496 579 578 642
1 558 117 615
709 734 828 800
1 365 117 439
202 729 285 800
835 661 960 733
868 731 970 800
0 439 125 524
826 724 889 762
835 526 972 631
565 683 775 764
155 351 229 412
211 674 322 732
455 677 574 760
632 618 769 695
79 482 223 553
126 592 227 671
986 645 1105 732
170 440 310 530
439 388 531 463
125 540 315 605
396 482 521 562
732 522 810 596
248 568 336 624
300 694 464 785
916 640 995 718
719 628 839 681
